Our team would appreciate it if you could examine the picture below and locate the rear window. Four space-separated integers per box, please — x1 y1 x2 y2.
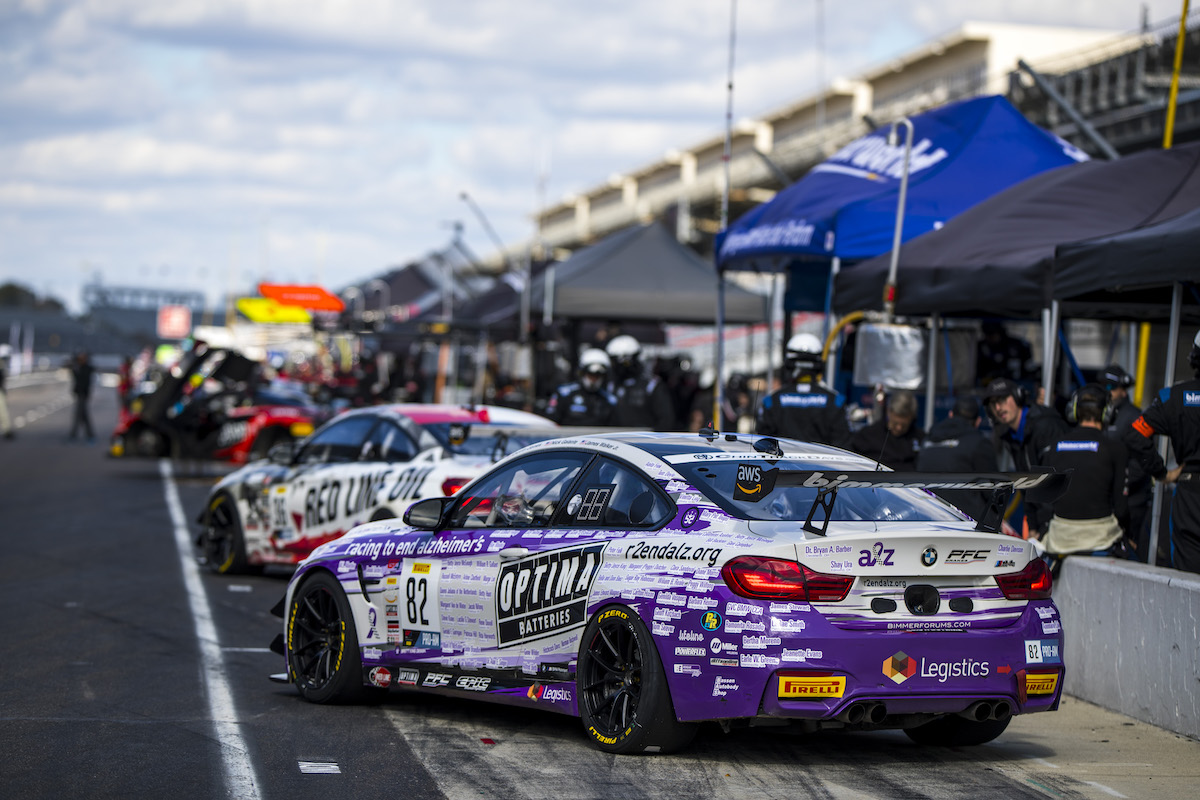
424 423 564 459
674 459 967 523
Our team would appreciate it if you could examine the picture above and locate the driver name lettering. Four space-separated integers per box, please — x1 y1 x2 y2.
495 544 606 646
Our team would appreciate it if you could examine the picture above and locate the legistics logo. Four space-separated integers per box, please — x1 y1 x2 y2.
883 651 918 684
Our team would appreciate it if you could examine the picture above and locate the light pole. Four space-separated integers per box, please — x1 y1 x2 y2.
366 278 390 324
883 117 914 323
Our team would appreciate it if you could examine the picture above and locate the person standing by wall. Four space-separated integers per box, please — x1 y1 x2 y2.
0 344 13 440
1039 383 1128 557
1122 330 1200 575
606 335 675 431
1101 364 1152 559
68 350 96 443
984 377 1068 536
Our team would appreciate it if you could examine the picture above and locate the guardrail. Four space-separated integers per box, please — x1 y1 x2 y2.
1056 555 1200 740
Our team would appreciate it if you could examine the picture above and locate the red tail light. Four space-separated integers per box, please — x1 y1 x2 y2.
441 477 470 495
995 558 1053 600
721 556 853 602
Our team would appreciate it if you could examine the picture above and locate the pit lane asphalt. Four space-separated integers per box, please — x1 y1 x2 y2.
1 375 1196 800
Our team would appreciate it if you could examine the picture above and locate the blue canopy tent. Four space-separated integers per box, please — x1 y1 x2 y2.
716 94 1087 292
711 94 1087 430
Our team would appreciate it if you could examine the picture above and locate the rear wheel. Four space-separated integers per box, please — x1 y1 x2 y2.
576 605 697 754
904 714 1011 746
286 570 384 704
200 493 257 575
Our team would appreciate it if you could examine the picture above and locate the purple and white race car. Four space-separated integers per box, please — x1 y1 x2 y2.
270 431 1066 754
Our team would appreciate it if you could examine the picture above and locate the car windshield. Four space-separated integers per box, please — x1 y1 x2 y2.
423 423 565 460
673 458 967 523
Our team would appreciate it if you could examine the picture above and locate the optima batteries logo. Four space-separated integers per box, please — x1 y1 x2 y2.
495 543 605 647
883 651 918 684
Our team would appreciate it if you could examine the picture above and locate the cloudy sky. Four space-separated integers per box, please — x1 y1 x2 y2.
0 0 1185 313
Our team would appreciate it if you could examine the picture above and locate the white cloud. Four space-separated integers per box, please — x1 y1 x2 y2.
0 0 1187 313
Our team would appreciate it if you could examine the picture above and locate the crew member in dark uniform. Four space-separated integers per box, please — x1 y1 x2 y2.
546 348 616 426
756 333 850 448
984 377 1068 535
1102 364 1151 558
849 389 924 470
917 394 997 519
1122 330 1200 574
1039 383 1128 556
606 335 675 430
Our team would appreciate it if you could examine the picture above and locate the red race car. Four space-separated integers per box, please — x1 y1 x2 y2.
110 343 322 463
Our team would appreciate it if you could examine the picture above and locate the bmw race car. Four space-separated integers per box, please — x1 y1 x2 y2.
270 431 1067 754
197 404 565 574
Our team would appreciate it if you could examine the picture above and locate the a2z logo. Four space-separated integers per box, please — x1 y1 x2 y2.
858 541 895 567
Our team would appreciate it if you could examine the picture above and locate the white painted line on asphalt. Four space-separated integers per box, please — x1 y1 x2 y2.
1082 782 1127 798
161 459 264 800
222 647 274 653
228 585 254 592
298 761 342 774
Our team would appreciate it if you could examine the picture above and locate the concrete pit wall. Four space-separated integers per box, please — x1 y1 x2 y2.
1055 556 1200 740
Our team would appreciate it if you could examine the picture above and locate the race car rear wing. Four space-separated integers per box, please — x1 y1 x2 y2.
768 470 1070 536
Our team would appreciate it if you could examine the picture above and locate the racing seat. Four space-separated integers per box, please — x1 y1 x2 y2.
628 491 656 526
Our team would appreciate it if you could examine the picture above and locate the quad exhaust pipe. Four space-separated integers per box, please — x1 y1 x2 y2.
957 700 1012 722
836 701 888 725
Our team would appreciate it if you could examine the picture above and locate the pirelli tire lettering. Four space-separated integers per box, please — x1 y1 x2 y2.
495 543 606 647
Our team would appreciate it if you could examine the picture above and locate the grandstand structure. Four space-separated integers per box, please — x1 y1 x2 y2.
511 16 1200 265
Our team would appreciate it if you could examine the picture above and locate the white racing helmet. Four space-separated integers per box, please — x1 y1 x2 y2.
579 348 611 389
784 332 824 377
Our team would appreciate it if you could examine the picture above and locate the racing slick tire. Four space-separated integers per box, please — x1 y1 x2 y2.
286 570 385 704
576 604 697 754
903 714 1012 746
200 493 259 575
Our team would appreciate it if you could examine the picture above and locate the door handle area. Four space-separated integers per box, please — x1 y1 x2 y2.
497 547 531 560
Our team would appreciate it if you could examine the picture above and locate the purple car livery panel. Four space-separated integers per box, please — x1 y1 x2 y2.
271 431 1065 754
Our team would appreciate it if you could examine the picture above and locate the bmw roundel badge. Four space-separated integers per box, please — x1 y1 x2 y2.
921 547 938 567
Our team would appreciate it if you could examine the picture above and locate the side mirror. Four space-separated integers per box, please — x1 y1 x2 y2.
404 496 454 530
267 441 296 465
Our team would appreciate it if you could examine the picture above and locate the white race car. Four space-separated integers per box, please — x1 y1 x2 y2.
196 404 564 573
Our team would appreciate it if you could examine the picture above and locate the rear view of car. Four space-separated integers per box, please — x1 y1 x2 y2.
268 431 1066 753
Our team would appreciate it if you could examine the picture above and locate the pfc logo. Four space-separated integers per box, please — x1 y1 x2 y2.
883 651 918 684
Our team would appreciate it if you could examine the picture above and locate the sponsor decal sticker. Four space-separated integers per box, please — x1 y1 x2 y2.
712 677 739 697
1026 672 1059 695
883 651 918 684
778 675 845 698
710 657 738 667
422 672 452 688
1025 639 1062 665
725 602 762 617
739 654 780 668
455 676 492 692
781 648 823 662
678 630 704 642
652 621 675 637
710 637 737 654
402 630 442 649
1042 619 1062 635
701 610 723 631
495 544 605 647
675 646 707 656
858 541 895 567
680 507 700 528
395 669 419 685
368 667 392 688
945 549 990 564
674 664 701 677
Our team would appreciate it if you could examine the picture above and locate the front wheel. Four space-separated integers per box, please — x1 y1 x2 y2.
576 605 697 754
200 493 258 575
286 570 384 704
904 714 1011 746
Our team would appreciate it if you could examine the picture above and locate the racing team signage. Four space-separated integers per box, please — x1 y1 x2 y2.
495 544 605 647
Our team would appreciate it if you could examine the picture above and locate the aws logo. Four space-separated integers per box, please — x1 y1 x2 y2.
734 464 777 502
883 651 919 684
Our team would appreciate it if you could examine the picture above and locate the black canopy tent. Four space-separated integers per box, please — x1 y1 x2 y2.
534 222 767 325
1053 206 1200 323
832 142 1200 319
